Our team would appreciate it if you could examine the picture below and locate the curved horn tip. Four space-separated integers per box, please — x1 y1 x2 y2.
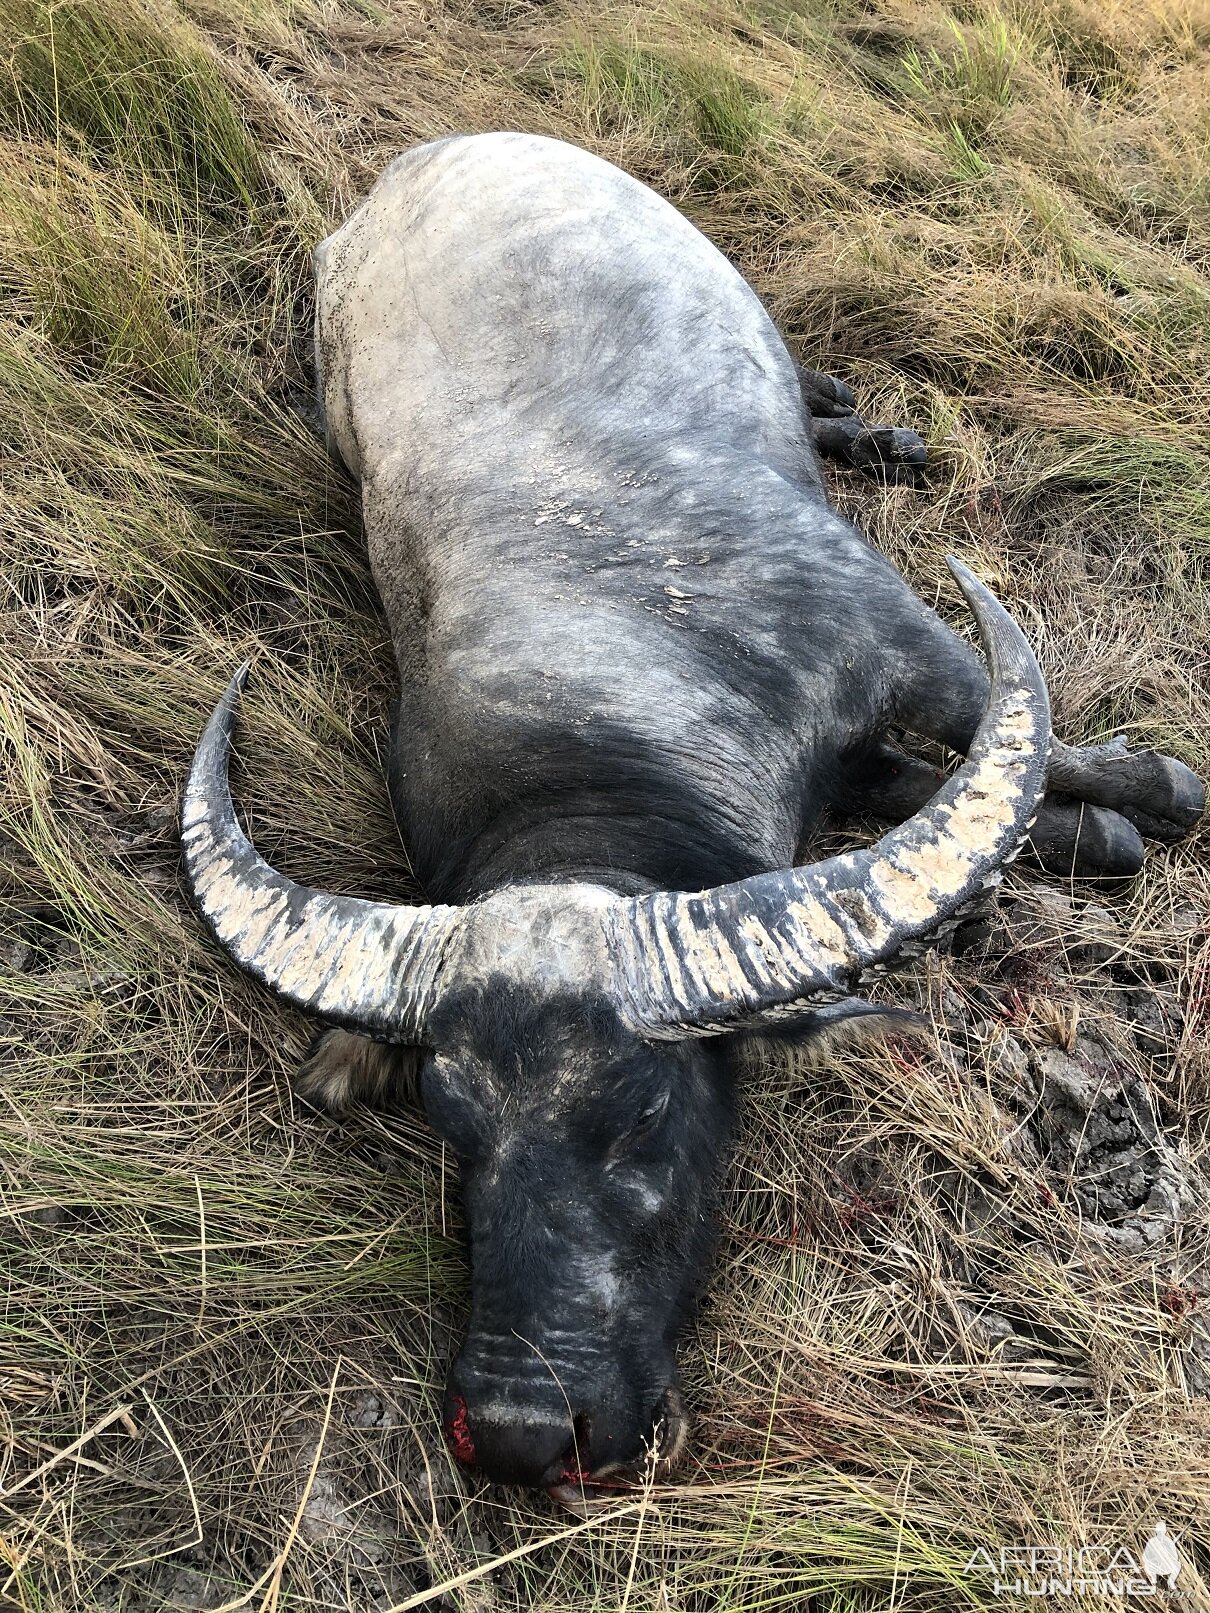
943 555 1047 693
944 556 1022 643
945 554 992 607
212 661 253 724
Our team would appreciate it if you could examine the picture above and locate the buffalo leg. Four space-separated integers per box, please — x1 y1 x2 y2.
294 1028 420 1114
798 366 857 419
798 364 928 478
846 742 1158 878
890 624 1205 873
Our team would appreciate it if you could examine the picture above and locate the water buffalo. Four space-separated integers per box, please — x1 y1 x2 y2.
182 134 1204 1503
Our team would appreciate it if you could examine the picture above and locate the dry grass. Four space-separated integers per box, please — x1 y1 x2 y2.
1 0 1209 1607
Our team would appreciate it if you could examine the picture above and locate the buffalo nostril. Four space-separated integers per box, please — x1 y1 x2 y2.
652 1385 688 1468
573 1412 592 1460
553 1414 594 1488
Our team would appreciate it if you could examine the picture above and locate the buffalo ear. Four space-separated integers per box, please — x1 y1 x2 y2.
294 1028 426 1116
737 998 927 1062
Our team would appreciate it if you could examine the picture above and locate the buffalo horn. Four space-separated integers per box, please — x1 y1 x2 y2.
181 665 459 1044
611 559 1051 1037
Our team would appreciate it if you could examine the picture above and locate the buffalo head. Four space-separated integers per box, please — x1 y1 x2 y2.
181 561 1049 1498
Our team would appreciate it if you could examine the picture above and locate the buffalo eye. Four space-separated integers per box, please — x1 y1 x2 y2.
614 1089 669 1152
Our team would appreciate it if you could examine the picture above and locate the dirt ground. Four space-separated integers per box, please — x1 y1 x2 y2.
1 0 1208 1608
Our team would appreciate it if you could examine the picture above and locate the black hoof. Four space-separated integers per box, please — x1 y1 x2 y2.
1113 751 1205 842
813 415 928 479
863 425 928 472
1026 799 1145 880
799 366 856 418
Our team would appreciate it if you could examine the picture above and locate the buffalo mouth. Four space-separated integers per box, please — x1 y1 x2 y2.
544 1387 688 1513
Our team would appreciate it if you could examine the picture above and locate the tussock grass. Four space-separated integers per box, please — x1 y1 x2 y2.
1 0 1208 1607
0 0 269 208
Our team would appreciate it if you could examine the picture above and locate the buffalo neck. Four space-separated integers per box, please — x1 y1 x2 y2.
436 792 807 903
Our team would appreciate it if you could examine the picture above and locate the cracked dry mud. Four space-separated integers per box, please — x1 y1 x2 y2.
926 887 1210 1399
1026 1035 1198 1248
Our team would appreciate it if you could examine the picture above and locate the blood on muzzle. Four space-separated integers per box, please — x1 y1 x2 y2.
443 1379 687 1498
443 1392 580 1488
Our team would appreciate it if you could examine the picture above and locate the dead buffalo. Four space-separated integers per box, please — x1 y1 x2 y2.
182 134 1204 1503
